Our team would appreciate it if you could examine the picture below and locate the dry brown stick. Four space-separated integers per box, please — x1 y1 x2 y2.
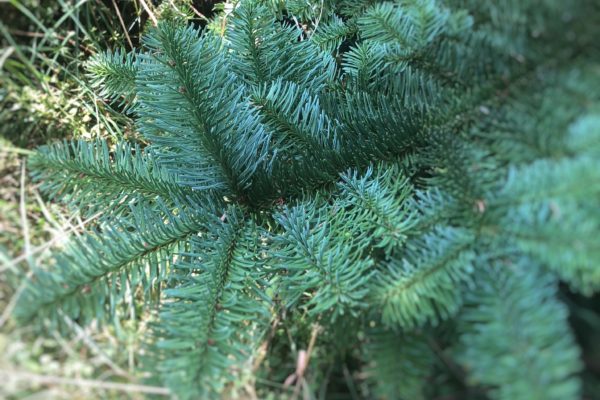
291 323 322 400
252 314 281 373
138 0 158 27
0 370 170 396
189 3 209 21
112 0 134 50
220 1 235 37
167 0 192 20
305 324 321 370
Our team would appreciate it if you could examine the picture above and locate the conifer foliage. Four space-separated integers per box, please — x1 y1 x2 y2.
17 0 600 398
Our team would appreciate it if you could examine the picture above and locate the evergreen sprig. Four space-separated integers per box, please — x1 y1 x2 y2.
457 262 582 400
16 203 207 326
17 1 600 399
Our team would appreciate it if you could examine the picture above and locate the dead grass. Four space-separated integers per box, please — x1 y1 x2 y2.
0 2 226 398
0 140 161 399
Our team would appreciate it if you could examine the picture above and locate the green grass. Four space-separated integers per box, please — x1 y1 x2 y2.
0 1 221 397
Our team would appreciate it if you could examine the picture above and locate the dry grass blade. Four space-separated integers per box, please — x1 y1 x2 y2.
138 0 158 26
59 311 133 379
112 0 134 50
0 370 171 396
0 211 103 273
189 2 209 21
18 159 33 269
0 46 14 69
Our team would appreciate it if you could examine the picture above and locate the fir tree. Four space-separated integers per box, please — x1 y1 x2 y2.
16 1 600 399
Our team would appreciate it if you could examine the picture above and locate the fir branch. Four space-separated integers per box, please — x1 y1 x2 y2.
274 200 374 319
375 227 476 329
498 201 600 295
137 22 272 197
456 262 582 400
364 328 434 400
311 14 356 54
336 165 417 254
226 3 336 89
15 204 207 325
226 3 273 85
408 188 460 234
357 1 451 50
29 140 198 216
332 92 425 163
250 79 341 187
566 113 600 157
13 2 600 398
251 79 339 154
493 156 600 207
86 48 137 110
154 211 271 399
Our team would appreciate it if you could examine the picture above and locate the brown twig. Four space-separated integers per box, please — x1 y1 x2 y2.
189 3 209 21
138 0 158 26
287 323 322 400
167 0 187 18
112 0 134 50
0 370 170 396
252 315 281 373
220 1 235 37
310 0 325 38
33 190 62 233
